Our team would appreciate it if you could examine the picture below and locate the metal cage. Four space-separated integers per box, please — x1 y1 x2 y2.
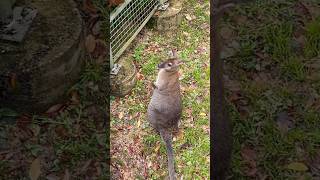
110 0 160 70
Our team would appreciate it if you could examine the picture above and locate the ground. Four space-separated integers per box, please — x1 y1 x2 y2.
221 0 320 179
110 0 210 179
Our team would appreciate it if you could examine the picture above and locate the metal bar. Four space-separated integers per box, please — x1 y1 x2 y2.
111 0 152 42
111 0 136 33
111 0 148 43
110 0 134 22
112 2 158 61
111 0 157 53
111 0 152 49
109 0 160 70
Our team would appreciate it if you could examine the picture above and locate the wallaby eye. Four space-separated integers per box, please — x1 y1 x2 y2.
168 63 172 67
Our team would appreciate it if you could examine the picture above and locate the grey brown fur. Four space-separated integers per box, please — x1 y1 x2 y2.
147 58 183 180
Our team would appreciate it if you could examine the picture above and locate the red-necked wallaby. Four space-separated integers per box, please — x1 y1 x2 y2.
148 58 183 180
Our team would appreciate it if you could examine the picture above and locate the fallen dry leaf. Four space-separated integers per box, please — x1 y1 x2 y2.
108 0 125 7
233 15 248 24
85 34 96 53
294 1 312 21
176 129 184 141
81 159 92 173
29 158 41 180
238 105 249 119
46 174 59 180
45 104 65 115
228 91 243 102
70 90 80 105
287 162 308 171
92 40 107 58
154 142 161 153
185 14 196 21
96 133 106 146
62 169 70 180
91 21 101 36
96 55 105 65
137 119 141 128
241 146 257 177
95 162 102 176
31 124 41 136
220 27 234 40
307 150 320 176
16 114 32 129
136 72 145 80
55 125 68 139
224 75 241 91
241 146 257 164
118 112 124 119
83 0 97 14
10 73 17 89
276 111 294 133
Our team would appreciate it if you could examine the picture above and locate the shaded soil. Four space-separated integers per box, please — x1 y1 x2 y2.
220 0 320 179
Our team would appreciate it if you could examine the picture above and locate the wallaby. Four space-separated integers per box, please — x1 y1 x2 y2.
147 58 183 180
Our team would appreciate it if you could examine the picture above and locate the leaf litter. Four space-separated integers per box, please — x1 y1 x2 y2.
0 0 109 179
223 0 320 178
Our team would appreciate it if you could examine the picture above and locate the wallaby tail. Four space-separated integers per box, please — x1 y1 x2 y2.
159 129 176 180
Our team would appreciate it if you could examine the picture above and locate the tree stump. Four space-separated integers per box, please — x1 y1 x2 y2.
110 56 137 97
153 0 183 31
0 0 84 113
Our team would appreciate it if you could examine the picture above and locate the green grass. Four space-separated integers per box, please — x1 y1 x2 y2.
264 23 293 62
141 54 161 76
235 39 257 71
304 17 320 58
226 1 320 179
280 56 306 81
133 44 145 62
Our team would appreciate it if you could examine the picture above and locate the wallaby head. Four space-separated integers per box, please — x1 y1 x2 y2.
157 58 184 73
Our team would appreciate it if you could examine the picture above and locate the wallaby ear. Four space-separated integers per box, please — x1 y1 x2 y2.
167 48 178 59
172 49 177 58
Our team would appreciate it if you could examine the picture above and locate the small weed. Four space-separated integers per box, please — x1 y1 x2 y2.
0 160 9 174
227 1 320 178
133 44 145 62
303 109 320 128
304 17 320 58
264 23 293 61
80 63 103 82
236 40 257 71
141 54 160 75
280 56 306 82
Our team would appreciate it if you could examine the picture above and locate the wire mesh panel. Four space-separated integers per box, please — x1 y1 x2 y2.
110 0 159 69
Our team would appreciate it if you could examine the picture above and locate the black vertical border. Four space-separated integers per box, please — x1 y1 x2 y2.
210 0 233 179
